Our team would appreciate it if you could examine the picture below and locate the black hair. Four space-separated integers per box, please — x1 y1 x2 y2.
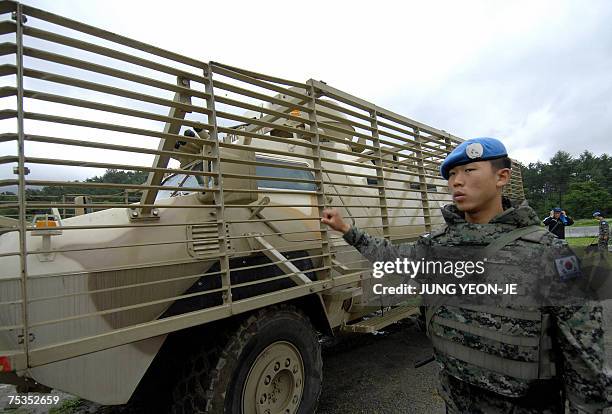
489 156 512 171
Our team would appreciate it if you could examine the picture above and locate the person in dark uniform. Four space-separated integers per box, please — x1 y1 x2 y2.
543 207 574 239
593 211 609 251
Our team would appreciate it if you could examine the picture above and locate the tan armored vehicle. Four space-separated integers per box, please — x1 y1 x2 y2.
0 2 525 412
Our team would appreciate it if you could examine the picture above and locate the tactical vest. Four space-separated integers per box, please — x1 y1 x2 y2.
425 225 558 397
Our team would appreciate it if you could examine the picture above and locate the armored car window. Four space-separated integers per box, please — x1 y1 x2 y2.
156 163 205 200
255 157 316 191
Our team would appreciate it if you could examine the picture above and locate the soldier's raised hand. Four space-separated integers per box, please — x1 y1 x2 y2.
321 208 351 234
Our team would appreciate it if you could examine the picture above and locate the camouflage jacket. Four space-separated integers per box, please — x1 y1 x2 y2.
343 198 610 412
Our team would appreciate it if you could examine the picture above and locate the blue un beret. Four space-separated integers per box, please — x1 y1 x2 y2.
553 207 562 213
440 137 508 180
593 211 602 217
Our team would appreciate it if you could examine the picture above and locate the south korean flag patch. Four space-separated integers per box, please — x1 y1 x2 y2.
554 255 580 281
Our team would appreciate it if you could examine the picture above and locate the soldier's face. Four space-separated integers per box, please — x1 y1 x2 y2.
447 161 508 213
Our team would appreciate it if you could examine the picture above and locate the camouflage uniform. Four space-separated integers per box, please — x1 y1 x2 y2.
599 219 609 251
343 198 611 413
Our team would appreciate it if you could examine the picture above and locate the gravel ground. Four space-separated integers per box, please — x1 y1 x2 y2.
2 301 611 414
318 319 444 414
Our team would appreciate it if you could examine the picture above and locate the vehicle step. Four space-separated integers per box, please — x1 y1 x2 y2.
341 306 419 333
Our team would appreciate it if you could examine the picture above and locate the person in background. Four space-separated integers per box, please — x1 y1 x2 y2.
543 207 574 239
593 211 609 251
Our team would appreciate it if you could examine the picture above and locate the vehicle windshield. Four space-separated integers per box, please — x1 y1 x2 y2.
156 163 205 201
255 157 316 191
155 156 316 202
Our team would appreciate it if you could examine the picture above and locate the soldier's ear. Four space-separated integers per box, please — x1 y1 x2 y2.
495 168 511 188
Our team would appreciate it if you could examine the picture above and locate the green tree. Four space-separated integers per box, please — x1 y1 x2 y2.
0 169 150 220
547 151 575 206
563 181 610 219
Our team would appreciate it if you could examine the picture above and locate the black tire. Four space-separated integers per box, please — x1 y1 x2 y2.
172 305 323 414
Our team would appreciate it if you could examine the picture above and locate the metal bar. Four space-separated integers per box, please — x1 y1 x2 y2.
210 61 307 89
211 64 310 102
311 105 376 133
204 64 232 306
247 235 312 285
23 25 208 84
24 179 215 194
0 1 17 14
370 110 390 239
25 250 333 303
28 270 211 303
0 41 16 56
22 202 217 209
0 63 17 76
218 141 318 161
0 108 17 120
23 67 208 115
378 128 450 156
23 156 215 180
25 257 226 283
215 156 316 172
0 132 17 142
214 110 315 139
28 286 231 328
0 85 16 98
26 237 221 256
211 79 312 114
23 86 213 124
215 95 313 127
22 46 210 100
216 126 317 151
414 128 432 233
24 111 212 146
14 1 30 369
223 172 318 185
25 270 365 368
311 79 463 142
21 3 207 69
313 96 374 124
138 76 193 215
25 134 216 162
306 80 333 281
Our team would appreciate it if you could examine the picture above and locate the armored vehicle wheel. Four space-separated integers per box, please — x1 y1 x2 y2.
171 305 323 414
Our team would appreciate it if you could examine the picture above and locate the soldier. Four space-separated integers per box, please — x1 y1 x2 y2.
543 207 574 239
594 211 609 252
321 137 610 413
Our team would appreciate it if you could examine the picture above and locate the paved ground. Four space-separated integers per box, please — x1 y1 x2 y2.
318 319 444 414
566 226 599 238
2 301 612 414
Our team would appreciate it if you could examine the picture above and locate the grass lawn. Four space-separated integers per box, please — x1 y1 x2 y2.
566 237 598 247
571 218 598 227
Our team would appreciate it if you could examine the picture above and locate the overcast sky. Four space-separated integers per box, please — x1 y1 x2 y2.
16 0 612 166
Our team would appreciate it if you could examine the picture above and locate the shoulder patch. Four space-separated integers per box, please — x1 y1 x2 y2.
554 255 580 281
